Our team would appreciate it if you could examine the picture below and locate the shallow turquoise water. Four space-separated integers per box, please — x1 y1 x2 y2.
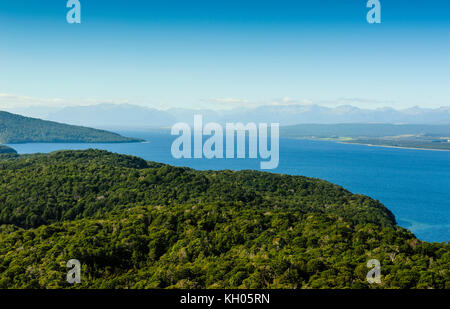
7 131 450 243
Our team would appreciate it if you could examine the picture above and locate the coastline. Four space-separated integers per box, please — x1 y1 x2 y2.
336 141 450 152
290 138 450 152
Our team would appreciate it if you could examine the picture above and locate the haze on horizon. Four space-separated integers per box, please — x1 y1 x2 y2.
0 0 449 111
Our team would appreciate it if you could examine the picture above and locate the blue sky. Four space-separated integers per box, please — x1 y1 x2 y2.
0 0 449 110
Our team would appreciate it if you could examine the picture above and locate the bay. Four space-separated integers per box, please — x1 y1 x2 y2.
7 131 450 243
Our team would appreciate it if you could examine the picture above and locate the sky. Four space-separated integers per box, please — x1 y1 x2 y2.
0 0 449 110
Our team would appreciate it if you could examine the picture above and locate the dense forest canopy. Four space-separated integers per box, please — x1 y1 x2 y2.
0 111 142 143
0 150 448 289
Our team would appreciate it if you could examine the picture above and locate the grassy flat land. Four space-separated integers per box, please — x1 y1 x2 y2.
281 124 450 150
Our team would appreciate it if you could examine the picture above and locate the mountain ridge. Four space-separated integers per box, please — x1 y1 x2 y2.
0 111 143 143
5 103 449 128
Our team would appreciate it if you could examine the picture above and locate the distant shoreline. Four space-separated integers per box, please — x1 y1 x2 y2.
291 138 450 152
338 141 450 152
3 139 145 145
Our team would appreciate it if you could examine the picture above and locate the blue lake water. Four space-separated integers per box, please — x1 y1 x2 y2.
7 131 450 243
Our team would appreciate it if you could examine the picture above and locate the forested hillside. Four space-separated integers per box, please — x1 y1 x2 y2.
0 145 16 154
0 150 448 289
0 111 142 143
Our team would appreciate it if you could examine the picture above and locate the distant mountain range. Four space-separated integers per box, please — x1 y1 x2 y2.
5 103 449 128
0 111 142 143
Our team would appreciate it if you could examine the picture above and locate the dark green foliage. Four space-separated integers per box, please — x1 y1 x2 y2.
0 145 17 155
0 111 143 143
0 149 395 229
0 145 16 154
0 150 448 289
0 145 18 160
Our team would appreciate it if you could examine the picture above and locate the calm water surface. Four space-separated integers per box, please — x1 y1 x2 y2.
8 131 450 243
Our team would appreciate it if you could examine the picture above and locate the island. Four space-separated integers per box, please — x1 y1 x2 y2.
0 111 143 143
0 145 17 154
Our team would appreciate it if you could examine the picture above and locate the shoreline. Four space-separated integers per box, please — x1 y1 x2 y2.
290 138 450 152
336 141 450 152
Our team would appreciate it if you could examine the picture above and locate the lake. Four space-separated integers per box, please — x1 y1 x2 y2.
7 131 450 243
